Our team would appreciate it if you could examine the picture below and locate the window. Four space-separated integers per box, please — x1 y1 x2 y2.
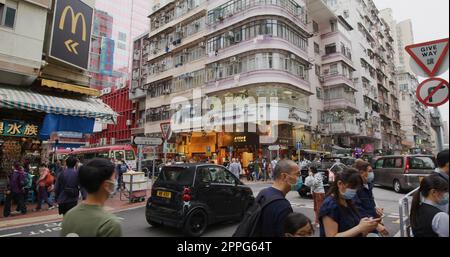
118 32 127 42
208 166 236 184
375 159 384 169
125 150 135 161
0 1 17 28
196 168 212 183
325 44 337 55
330 20 337 32
115 150 125 160
313 21 319 33
316 87 322 99
383 158 395 168
315 64 321 76
408 157 435 170
394 158 403 168
314 42 320 54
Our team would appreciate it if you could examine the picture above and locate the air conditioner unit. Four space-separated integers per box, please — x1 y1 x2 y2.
230 57 238 63
111 138 116 145
183 48 189 54
290 54 296 59
199 42 205 48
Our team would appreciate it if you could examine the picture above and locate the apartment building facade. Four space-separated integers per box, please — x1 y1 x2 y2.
131 0 410 163
379 8 435 152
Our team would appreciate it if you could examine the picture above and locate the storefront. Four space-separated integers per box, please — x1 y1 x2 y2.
220 132 260 168
0 119 42 177
0 84 116 178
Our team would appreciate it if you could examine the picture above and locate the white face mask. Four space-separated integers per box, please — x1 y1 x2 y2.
105 180 117 197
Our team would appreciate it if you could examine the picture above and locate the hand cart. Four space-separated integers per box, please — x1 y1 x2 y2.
120 171 147 203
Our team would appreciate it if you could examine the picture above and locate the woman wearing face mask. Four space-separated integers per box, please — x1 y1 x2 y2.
410 174 449 237
353 159 389 236
61 158 122 237
319 167 380 237
284 212 314 237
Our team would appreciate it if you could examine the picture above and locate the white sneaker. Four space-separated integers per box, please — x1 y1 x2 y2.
48 206 56 210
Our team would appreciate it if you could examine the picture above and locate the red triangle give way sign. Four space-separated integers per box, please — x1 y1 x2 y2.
405 38 449 77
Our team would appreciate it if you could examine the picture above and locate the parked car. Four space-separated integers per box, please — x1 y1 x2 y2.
372 155 436 193
141 159 163 177
297 162 347 198
145 164 254 236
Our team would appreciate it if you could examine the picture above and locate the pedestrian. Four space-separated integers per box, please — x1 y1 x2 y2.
3 162 27 217
304 165 325 227
229 158 242 180
247 160 255 181
283 212 314 237
254 160 300 237
55 156 86 215
353 159 389 236
261 159 269 181
33 164 55 211
253 158 261 181
319 167 379 237
115 160 128 191
410 175 449 237
61 158 122 237
271 157 278 179
434 149 449 214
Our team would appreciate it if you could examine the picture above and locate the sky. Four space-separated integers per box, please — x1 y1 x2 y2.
374 0 449 135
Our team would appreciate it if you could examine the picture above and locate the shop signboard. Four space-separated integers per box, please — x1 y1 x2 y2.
0 120 39 138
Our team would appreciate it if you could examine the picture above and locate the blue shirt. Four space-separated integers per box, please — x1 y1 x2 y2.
319 196 361 237
55 168 86 204
353 183 377 218
258 187 293 237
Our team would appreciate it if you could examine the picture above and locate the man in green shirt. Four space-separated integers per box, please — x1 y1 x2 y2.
61 158 122 237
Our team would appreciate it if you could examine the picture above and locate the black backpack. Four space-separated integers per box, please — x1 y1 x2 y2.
232 191 284 237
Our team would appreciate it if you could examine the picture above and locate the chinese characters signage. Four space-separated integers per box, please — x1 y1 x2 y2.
100 37 115 75
0 120 39 138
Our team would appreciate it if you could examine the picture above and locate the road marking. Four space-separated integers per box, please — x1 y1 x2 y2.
0 232 22 237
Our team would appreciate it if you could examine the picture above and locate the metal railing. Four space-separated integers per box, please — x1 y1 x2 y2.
398 186 419 237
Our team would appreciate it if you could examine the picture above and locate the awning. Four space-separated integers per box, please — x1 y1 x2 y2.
0 84 117 123
40 79 100 97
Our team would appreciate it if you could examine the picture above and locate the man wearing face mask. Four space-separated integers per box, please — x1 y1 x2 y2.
61 158 122 237
257 160 300 237
353 159 389 236
434 149 449 214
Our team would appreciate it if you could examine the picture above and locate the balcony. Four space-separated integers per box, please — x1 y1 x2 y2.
325 123 359 135
322 73 355 89
322 51 354 69
205 69 311 95
207 0 308 35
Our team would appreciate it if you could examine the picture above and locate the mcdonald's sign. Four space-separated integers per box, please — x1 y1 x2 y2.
49 0 93 70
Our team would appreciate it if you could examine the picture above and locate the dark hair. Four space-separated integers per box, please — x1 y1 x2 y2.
309 165 318 174
327 167 362 210
284 212 313 235
436 149 449 168
354 159 371 172
65 156 78 169
13 162 20 170
273 160 298 180
78 158 115 194
410 174 449 229
39 163 48 168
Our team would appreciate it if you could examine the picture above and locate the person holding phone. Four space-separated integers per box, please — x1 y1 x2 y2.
353 159 389 236
319 167 379 237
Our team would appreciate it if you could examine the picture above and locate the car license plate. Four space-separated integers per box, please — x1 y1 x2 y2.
156 191 171 199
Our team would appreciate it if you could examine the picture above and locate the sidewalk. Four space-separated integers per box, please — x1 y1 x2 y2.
0 189 150 230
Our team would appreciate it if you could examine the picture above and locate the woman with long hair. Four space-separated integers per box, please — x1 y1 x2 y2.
410 175 448 237
319 167 379 237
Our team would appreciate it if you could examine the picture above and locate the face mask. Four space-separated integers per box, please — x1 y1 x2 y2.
437 192 449 205
367 172 375 183
289 175 302 191
342 188 357 200
106 180 117 197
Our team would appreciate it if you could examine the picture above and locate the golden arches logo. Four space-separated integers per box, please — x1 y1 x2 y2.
59 5 87 41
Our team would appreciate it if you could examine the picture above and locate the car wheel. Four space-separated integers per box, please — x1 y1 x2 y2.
393 179 402 193
183 209 208 237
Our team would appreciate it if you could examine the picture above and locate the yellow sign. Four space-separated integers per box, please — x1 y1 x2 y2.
59 6 87 42
234 136 247 143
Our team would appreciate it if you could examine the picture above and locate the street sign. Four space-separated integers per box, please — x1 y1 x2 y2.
160 122 171 140
268 145 280 151
133 137 163 146
405 38 449 77
49 0 94 70
416 78 449 107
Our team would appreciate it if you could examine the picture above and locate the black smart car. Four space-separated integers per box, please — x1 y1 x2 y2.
145 164 254 236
